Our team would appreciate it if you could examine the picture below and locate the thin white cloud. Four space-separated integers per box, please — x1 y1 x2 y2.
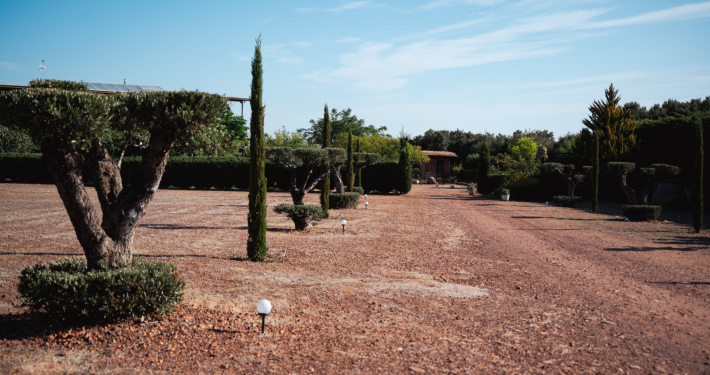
1 61 21 71
278 57 305 64
230 53 250 62
419 0 506 10
305 2 710 91
336 37 363 43
579 1 710 29
328 1 372 12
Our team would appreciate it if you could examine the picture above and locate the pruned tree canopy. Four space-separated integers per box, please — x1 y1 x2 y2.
0 85 228 269
266 147 346 205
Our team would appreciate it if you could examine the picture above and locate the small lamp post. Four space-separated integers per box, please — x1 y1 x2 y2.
364 194 367 198
365 201 369 209
257 299 272 333
281 249 287 263
341 219 347 234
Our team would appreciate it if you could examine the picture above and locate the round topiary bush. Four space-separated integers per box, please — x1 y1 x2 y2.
622 205 662 221
329 192 360 209
352 187 364 195
553 195 583 207
273 203 323 230
17 257 185 325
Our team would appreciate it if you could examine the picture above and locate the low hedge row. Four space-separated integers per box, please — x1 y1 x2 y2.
1 154 409 194
553 195 583 207
17 257 185 324
623 205 662 221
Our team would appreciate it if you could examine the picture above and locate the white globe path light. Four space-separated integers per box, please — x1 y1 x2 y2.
341 219 347 234
365 201 369 210
257 299 272 333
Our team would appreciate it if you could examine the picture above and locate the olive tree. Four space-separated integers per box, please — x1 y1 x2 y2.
0 87 227 269
266 147 346 205
607 162 638 204
542 163 592 197
638 164 681 204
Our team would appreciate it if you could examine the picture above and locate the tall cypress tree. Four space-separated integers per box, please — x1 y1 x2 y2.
320 104 331 218
477 136 491 194
355 137 362 187
247 36 268 262
346 127 354 192
398 138 412 194
592 131 600 213
693 117 704 233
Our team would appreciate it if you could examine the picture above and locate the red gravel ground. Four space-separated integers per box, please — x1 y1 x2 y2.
0 183 709 374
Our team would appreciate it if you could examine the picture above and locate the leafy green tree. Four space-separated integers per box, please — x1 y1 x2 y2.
265 126 314 148
510 137 539 161
0 125 37 153
694 117 704 233
222 107 248 140
0 85 227 270
247 36 268 262
320 104 332 218
574 83 638 166
298 108 388 145
346 127 354 192
333 133 429 163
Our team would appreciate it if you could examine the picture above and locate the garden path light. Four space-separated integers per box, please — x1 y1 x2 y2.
257 299 272 333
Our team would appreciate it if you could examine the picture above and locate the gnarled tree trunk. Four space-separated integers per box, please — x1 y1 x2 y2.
43 131 173 270
618 174 637 205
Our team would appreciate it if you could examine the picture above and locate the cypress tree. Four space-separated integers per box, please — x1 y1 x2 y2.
398 138 412 194
346 127 354 192
247 36 268 262
320 104 331 218
356 137 362 187
477 136 491 194
693 117 704 233
592 131 600 213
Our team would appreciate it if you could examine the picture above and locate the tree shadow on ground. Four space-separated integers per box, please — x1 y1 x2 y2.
653 236 710 247
0 311 125 342
648 281 710 286
134 254 223 260
139 224 231 230
0 252 84 256
604 236 709 252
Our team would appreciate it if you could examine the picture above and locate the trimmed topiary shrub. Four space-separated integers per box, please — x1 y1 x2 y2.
553 195 583 207
329 192 360 209
623 205 661 221
17 257 184 325
0 153 53 183
273 204 323 230
352 187 364 195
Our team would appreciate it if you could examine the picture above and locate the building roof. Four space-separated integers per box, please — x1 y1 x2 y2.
0 83 249 103
421 150 458 158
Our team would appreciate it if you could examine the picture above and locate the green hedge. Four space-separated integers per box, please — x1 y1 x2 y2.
17 257 185 324
1 154 412 195
0 153 53 183
329 192 360 209
553 195 583 207
361 162 410 194
623 205 662 221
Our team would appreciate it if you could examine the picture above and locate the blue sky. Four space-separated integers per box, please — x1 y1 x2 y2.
1 0 709 139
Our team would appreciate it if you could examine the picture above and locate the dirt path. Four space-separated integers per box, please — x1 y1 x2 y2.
0 184 708 374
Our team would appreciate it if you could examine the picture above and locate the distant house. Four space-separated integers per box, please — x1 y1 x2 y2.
419 150 458 181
